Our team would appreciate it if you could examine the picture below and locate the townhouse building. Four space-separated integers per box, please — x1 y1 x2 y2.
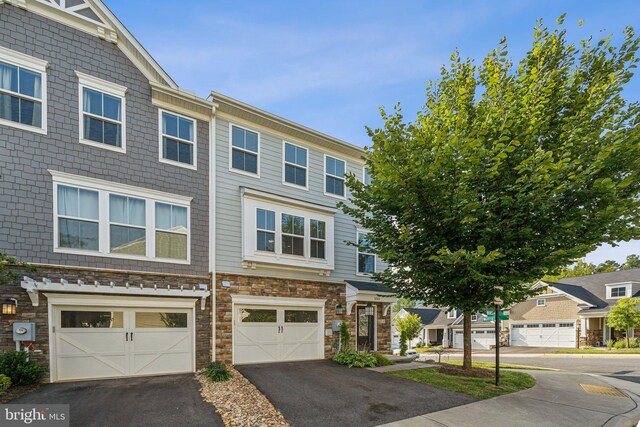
0 0 394 382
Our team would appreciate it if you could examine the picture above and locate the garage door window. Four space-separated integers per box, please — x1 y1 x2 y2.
239 308 277 323
61 311 123 328
513 324 524 329
542 323 556 328
559 323 574 328
135 312 188 328
285 310 318 323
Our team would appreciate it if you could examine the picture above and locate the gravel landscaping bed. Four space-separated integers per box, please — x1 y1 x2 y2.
198 366 289 427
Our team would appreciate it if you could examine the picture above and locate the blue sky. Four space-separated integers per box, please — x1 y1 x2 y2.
106 0 640 264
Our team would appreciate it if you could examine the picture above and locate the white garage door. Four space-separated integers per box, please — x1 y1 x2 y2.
53 306 193 381
234 304 323 365
511 323 576 347
453 329 495 349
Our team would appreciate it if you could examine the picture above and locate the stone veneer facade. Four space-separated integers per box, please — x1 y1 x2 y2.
214 273 391 363
1 265 212 378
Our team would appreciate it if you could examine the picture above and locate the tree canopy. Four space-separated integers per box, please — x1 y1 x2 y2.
342 17 640 367
544 254 640 281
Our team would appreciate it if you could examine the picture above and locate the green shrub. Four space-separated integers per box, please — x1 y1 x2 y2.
372 353 394 367
333 350 377 368
629 339 639 348
399 331 408 356
0 351 44 386
416 340 426 348
0 374 11 395
202 362 232 382
613 339 626 349
606 339 614 350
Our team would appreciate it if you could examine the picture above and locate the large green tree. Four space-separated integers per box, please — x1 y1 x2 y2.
343 17 640 369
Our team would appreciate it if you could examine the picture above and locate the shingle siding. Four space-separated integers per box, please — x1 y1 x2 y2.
0 5 209 276
215 116 386 281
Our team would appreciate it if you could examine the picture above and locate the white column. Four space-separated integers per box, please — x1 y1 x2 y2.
443 326 449 347
580 317 587 338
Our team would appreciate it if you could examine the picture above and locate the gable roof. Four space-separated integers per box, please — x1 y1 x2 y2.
403 308 441 325
345 280 393 294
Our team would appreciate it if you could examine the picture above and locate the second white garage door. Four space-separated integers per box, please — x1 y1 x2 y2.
234 304 324 365
511 322 576 347
453 329 495 349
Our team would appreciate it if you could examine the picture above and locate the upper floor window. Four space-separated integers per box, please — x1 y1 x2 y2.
325 155 346 198
76 72 127 153
160 110 196 169
256 209 276 252
310 219 326 259
242 188 335 272
230 124 259 175
607 284 630 299
363 166 372 185
536 299 546 307
446 310 457 319
471 314 478 322
52 171 190 263
357 231 376 274
283 142 308 188
0 46 47 134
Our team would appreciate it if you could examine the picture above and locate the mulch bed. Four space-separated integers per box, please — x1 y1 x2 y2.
198 366 289 427
433 363 494 378
0 383 41 403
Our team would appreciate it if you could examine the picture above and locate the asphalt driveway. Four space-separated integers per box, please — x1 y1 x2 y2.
10 374 223 427
236 360 475 427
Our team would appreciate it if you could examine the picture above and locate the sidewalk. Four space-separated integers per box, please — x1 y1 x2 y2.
378 370 640 427
418 351 640 359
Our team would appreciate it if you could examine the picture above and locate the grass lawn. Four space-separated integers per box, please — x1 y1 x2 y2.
388 367 536 400
550 348 640 354
443 360 553 370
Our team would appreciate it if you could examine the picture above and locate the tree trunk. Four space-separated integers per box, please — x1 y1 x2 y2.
463 312 472 370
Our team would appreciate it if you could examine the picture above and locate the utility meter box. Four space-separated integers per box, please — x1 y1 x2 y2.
332 320 344 332
13 323 36 341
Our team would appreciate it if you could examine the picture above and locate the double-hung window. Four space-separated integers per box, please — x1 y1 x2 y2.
325 155 346 198
281 214 305 256
363 166 372 185
109 195 146 256
283 142 308 188
0 46 47 133
310 219 326 259
155 203 188 260
52 171 190 263
357 231 376 274
230 124 259 175
609 285 629 298
256 209 276 252
77 72 126 152
57 185 99 251
160 110 196 168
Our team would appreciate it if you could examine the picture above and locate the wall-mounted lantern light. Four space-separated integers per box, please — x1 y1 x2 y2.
2 298 17 315
336 304 343 315
364 303 374 316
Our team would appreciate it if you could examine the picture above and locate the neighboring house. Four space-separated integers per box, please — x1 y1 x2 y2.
0 0 394 381
393 307 497 350
509 269 640 348
210 93 394 364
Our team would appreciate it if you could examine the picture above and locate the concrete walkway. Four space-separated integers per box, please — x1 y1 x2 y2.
379 370 640 427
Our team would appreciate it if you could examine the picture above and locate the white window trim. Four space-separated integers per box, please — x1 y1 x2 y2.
537 299 546 307
356 230 376 276
324 154 347 200
606 283 631 299
158 108 198 170
242 192 335 271
229 122 260 178
447 310 457 319
280 213 305 257
50 170 191 264
356 303 377 351
0 46 48 135
309 219 327 260
282 140 309 191
76 71 127 154
471 314 478 321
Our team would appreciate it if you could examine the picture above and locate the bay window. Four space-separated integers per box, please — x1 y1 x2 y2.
51 171 190 263
281 214 305 256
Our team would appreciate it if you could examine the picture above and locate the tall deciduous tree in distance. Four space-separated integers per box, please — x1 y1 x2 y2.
342 16 640 369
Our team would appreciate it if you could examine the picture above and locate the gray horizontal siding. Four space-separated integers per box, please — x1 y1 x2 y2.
215 117 386 282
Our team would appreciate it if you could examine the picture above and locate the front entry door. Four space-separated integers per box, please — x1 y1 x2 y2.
357 306 375 351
